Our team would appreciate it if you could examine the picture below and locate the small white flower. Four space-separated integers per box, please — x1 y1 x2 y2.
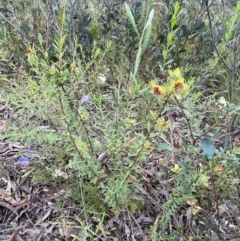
218 97 227 107
98 73 107 84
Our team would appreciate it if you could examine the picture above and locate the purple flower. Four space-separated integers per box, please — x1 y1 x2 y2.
18 156 29 165
80 95 91 104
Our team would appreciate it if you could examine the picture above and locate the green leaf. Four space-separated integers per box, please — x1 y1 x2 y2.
194 20 205 31
141 23 152 55
174 2 180 15
130 72 138 85
225 32 232 41
145 9 154 29
162 49 167 60
158 143 174 151
59 10 66 24
237 1 240 12
40 59 48 69
38 33 43 44
171 16 177 29
22 169 34 178
111 89 118 107
146 0 153 13
167 32 173 46
125 3 139 35
202 138 215 159
91 24 99 38
232 14 239 25
94 48 101 59
134 45 142 75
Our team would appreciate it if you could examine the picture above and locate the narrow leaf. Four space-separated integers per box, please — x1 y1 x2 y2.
145 9 154 29
134 45 142 75
174 2 180 15
141 23 152 55
125 3 139 35
59 11 65 23
171 16 177 29
111 89 118 107
167 32 173 45
146 0 153 13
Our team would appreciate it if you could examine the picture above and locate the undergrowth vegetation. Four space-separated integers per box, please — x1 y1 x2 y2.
1 0 240 240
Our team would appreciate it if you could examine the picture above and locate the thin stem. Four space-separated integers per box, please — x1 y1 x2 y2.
194 111 230 144
174 95 195 142
131 94 171 167
121 94 171 188
61 86 94 154
206 4 230 71
58 93 100 180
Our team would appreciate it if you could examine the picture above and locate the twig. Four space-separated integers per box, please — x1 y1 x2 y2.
194 111 230 144
8 230 19 241
215 127 240 142
61 86 94 154
205 3 231 71
0 201 17 215
130 93 171 168
58 93 100 180
120 94 173 210
174 95 195 142
0 225 27 233
0 13 28 40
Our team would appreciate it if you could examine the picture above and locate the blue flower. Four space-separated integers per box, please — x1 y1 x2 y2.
18 156 29 165
80 95 91 104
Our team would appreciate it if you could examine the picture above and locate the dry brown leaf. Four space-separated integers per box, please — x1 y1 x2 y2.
124 224 130 239
8 230 19 241
186 207 192 222
214 204 228 216
187 197 197 206
0 188 18 205
143 169 154 176
191 205 202 215
142 175 150 182
23 229 41 240
65 226 76 240
136 216 153 225
59 225 82 240
35 209 52 225
10 142 27 149
0 201 17 214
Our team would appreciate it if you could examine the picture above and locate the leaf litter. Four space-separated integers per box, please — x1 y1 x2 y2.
1 85 240 240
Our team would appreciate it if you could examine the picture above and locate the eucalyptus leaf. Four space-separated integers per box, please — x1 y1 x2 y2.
202 138 215 159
